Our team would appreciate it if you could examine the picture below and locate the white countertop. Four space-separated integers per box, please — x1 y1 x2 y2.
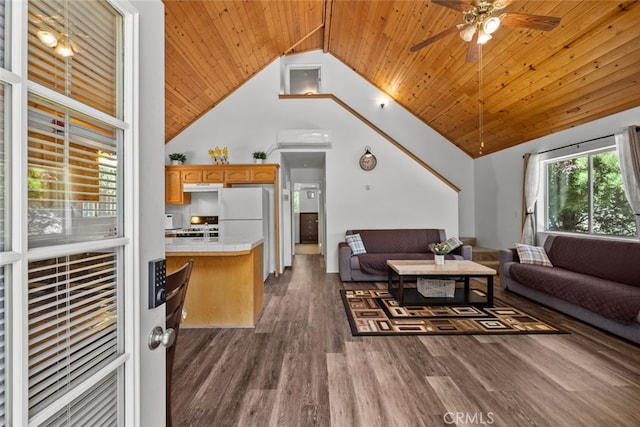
165 236 264 253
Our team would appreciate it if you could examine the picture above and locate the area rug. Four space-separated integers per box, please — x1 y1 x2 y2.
341 289 566 336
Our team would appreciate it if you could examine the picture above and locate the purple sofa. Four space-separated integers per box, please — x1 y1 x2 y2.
338 229 472 282
500 235 640 344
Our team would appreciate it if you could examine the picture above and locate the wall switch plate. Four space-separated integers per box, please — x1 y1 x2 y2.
148 258 166 309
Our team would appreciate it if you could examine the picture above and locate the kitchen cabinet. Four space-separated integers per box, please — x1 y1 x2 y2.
300 212 318 243
165 167 190 204
224 166 251 183
181 167 203 183
180 166 224 184
203 169 224 182
166 242 264 327
165 163 280 275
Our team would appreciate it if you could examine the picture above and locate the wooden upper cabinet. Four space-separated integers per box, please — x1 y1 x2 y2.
181 167 203 183
250 166 276 182
224 166 251 183
203 169 224 183
165 167 190 204
165 164 278 203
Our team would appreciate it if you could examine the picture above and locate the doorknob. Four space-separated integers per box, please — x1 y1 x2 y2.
148 326 176 350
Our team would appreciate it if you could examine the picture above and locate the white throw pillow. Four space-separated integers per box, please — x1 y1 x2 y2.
345 233 367 255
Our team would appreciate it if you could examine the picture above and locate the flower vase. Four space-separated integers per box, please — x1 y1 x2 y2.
171 160 183 165
434 254 445 265
254 159 264 164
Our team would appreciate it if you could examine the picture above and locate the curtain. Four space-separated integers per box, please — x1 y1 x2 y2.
521 153 540 245
615 126 640 237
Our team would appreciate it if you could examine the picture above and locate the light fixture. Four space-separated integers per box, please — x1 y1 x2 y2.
54 38 75 57
477 29 492 45
380 102 385 109
459 25 476 42
483 16 501 34
37 29 59 47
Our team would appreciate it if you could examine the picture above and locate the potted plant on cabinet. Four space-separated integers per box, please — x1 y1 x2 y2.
252 151 267 164
169 153 187 165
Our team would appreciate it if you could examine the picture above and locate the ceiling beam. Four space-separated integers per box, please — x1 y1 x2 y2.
323 0 334 52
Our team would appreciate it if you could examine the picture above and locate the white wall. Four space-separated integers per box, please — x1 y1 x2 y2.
475 106 640 250
167 50 470 273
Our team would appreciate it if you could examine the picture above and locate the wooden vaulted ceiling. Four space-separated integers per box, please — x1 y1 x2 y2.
164 0 640 158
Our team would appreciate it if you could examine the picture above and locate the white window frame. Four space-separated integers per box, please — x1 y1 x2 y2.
2 0 140 425
539 137 637 241
285 64 322 95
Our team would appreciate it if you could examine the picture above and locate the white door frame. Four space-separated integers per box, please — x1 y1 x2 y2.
3 0 166 425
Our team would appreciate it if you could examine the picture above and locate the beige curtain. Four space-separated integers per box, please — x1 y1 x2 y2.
615 126 640 237
521 153 540 245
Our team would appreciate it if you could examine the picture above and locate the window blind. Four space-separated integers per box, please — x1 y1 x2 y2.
28 0 120 118
42 371 118 427
27 94 120 245
28 251 120 418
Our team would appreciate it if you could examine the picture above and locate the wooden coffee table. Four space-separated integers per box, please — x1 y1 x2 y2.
387 260 497 307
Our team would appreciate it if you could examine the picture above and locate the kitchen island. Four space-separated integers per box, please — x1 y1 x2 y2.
166 237 264 327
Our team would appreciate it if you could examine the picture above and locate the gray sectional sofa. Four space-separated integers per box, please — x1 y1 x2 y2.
338 228 472 282
500 234 640 344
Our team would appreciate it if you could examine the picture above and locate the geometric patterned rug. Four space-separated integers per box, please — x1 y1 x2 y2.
341 289 567 336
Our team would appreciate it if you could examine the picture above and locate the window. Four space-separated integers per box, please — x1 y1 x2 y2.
545 148 637 237
286 66 321 95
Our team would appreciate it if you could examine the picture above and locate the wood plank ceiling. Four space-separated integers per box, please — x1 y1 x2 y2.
164 0 640 158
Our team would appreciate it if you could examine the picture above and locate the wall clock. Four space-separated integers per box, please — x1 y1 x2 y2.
359 147 377 171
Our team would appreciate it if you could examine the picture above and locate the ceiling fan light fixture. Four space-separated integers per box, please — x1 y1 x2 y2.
477 29 492 45
459 25 476 42
54 39 75 57
483 17 501 34
37 29 59 47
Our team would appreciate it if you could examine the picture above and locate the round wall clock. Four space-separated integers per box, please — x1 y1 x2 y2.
359 147 377 171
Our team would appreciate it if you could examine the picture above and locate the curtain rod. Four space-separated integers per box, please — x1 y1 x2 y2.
524 134 615 158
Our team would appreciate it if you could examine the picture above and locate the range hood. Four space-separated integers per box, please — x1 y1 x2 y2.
183 183 223 192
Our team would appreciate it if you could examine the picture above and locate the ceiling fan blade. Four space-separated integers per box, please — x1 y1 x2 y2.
465 31 479 62
410 25 460 52
500 13 561 31
432 0 472 12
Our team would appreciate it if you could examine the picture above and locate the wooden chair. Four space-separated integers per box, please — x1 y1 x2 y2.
165 260 193 427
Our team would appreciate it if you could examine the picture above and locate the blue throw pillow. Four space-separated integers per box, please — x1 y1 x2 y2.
346 233 367 255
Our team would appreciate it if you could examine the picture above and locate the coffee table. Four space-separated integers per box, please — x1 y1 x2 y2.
387 260 497 307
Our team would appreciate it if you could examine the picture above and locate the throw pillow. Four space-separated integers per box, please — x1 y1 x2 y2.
345 233 367 255
515 243 553 267
444 236 463 251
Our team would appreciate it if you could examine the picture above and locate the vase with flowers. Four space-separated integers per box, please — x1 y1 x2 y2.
429 242 451 265
208 146 229 164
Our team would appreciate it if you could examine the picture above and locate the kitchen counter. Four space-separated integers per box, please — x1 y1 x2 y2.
166 237 264 327
165 236 263 253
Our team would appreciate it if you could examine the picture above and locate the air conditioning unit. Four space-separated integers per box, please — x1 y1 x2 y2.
276 129 332 148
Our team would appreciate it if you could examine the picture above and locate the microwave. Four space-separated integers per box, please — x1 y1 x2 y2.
164 213 182 230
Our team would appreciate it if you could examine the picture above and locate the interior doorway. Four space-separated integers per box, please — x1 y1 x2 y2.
279 152 326 264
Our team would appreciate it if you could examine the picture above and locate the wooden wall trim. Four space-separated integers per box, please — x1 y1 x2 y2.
279 93 461 193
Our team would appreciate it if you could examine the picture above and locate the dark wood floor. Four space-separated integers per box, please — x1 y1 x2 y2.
171 254 640 426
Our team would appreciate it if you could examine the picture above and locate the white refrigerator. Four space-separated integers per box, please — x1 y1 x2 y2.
219 187 270 279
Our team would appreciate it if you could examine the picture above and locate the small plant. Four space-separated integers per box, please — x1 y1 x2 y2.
252 151 267 160
169 153 187 163
429 242 452 255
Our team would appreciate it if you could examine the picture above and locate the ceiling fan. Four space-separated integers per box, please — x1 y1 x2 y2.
410 0 561 62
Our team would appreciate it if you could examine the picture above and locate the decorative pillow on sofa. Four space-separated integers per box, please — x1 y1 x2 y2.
444 237 463 251
346 233 367 255
515 243 553 267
